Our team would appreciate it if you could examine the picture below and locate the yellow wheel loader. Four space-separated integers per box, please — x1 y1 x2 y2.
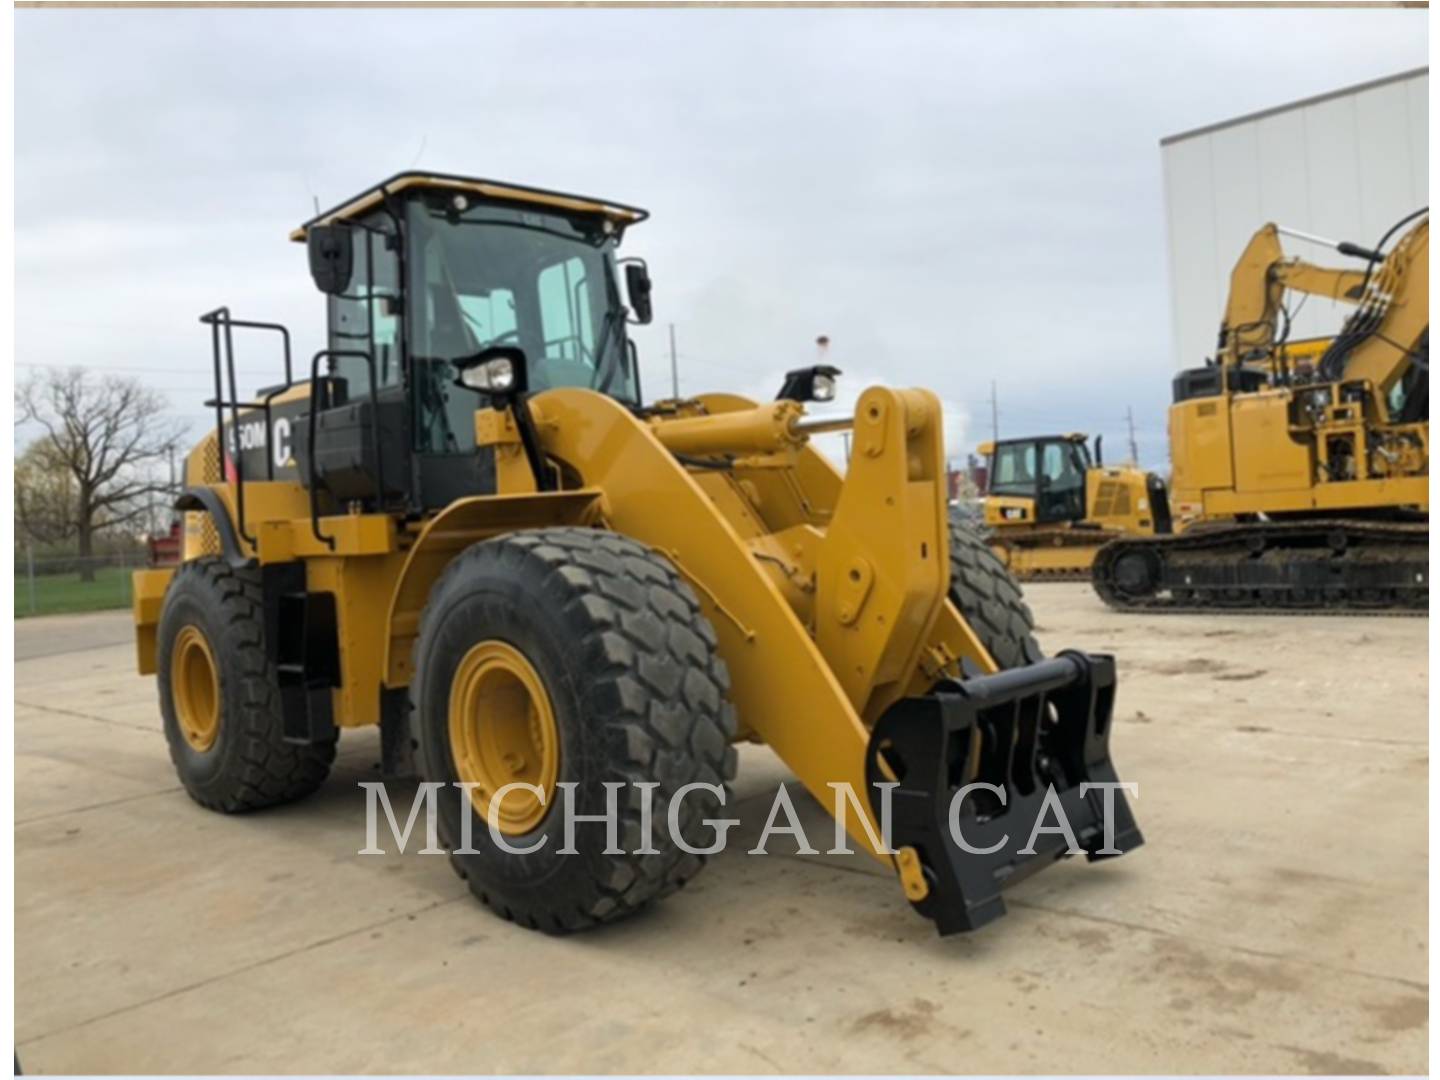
979 433 1170 579
131 172 1140 935
1095 211 1428 612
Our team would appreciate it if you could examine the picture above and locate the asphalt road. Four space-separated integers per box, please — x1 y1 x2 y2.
15 608 134 661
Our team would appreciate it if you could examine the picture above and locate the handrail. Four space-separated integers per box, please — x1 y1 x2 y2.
198 308 297 550
199 309 390 557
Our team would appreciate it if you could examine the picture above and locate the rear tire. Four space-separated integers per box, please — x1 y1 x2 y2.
946 520 1040 669
411 528 737 933
156 558 336 812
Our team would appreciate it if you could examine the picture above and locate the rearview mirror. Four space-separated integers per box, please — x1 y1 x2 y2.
307 224 354 296
623 260 653 325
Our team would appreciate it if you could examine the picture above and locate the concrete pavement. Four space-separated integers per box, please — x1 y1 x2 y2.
14 585 1428 1074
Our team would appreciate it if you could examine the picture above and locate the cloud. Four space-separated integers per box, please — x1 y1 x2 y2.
15 6 1427 470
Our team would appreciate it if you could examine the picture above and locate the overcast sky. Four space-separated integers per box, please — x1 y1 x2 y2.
15 7 1428 469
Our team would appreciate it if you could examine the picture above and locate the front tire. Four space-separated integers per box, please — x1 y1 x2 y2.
156 558 336 811
946 520 1040 669
411 528 737 933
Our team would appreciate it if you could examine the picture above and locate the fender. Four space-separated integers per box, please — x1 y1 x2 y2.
174 487 249 567
382 489 605 688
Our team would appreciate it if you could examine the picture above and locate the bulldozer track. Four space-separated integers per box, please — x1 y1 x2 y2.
1092 519 1427 616
987 527 1116 583
1012 567 1092 583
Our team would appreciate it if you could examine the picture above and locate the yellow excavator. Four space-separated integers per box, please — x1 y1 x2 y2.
129 172 1140 936
1094 210 1428 611
979 432 1170 579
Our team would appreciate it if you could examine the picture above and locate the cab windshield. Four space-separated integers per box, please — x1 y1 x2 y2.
990 442 1038 496
990 440 1089 496
406 197 635 453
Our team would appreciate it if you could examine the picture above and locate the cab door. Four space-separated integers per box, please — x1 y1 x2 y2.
1035 440 1087 525
301 214 410 508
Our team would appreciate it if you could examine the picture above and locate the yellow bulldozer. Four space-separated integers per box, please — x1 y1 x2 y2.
979 432 1170 579
1094 210 1428 612
131 172 1140 936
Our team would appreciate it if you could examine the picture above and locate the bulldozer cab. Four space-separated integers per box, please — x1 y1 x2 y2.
986 434 1091 525
271 173 652 512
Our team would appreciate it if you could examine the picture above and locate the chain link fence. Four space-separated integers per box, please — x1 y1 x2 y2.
15 549 145 618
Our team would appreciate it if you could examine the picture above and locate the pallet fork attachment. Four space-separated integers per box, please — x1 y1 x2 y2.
867 650 1141 934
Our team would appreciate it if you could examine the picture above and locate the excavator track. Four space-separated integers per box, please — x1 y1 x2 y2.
1092 519 1427 616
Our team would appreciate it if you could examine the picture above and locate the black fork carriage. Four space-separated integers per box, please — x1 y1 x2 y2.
867 650 1142 935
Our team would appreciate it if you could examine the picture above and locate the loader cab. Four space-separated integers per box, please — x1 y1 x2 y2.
983 435 1090 526
294 172 651 512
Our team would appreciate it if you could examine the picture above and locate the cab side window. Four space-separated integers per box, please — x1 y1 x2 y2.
537 256 595 362
457 291 517 344
327 218 402 401
1041 443 1083 489
532 255 604 393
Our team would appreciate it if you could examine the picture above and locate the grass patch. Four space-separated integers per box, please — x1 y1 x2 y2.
15 565 134 618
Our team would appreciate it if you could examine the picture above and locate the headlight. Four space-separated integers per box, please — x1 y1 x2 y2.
776 364 842 403
459 356 516 393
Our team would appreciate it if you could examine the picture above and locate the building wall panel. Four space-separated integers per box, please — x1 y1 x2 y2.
1162 69 1427 367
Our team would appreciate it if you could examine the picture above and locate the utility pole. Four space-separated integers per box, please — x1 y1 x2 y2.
668 324 680 400
989 380 999 444
1125 406 1139 465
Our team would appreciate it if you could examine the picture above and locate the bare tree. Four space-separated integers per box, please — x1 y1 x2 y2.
16 368 187 580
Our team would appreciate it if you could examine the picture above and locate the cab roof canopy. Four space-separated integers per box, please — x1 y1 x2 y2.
289 171 650 242
989 433 1089 447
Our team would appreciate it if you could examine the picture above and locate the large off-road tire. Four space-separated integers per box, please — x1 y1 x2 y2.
410 527 737 933
156 558 336 812
946 520 1040 669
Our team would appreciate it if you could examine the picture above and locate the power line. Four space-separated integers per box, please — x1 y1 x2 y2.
17 360 232 377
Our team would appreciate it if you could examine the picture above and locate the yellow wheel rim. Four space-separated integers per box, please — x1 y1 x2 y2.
171 625 221 752
448 640 560 836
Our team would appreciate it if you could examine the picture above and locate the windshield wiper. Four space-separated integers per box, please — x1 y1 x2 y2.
411 354 462 450
591 308 626 395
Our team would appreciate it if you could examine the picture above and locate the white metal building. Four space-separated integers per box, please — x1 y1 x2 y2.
1161 67 1428 370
